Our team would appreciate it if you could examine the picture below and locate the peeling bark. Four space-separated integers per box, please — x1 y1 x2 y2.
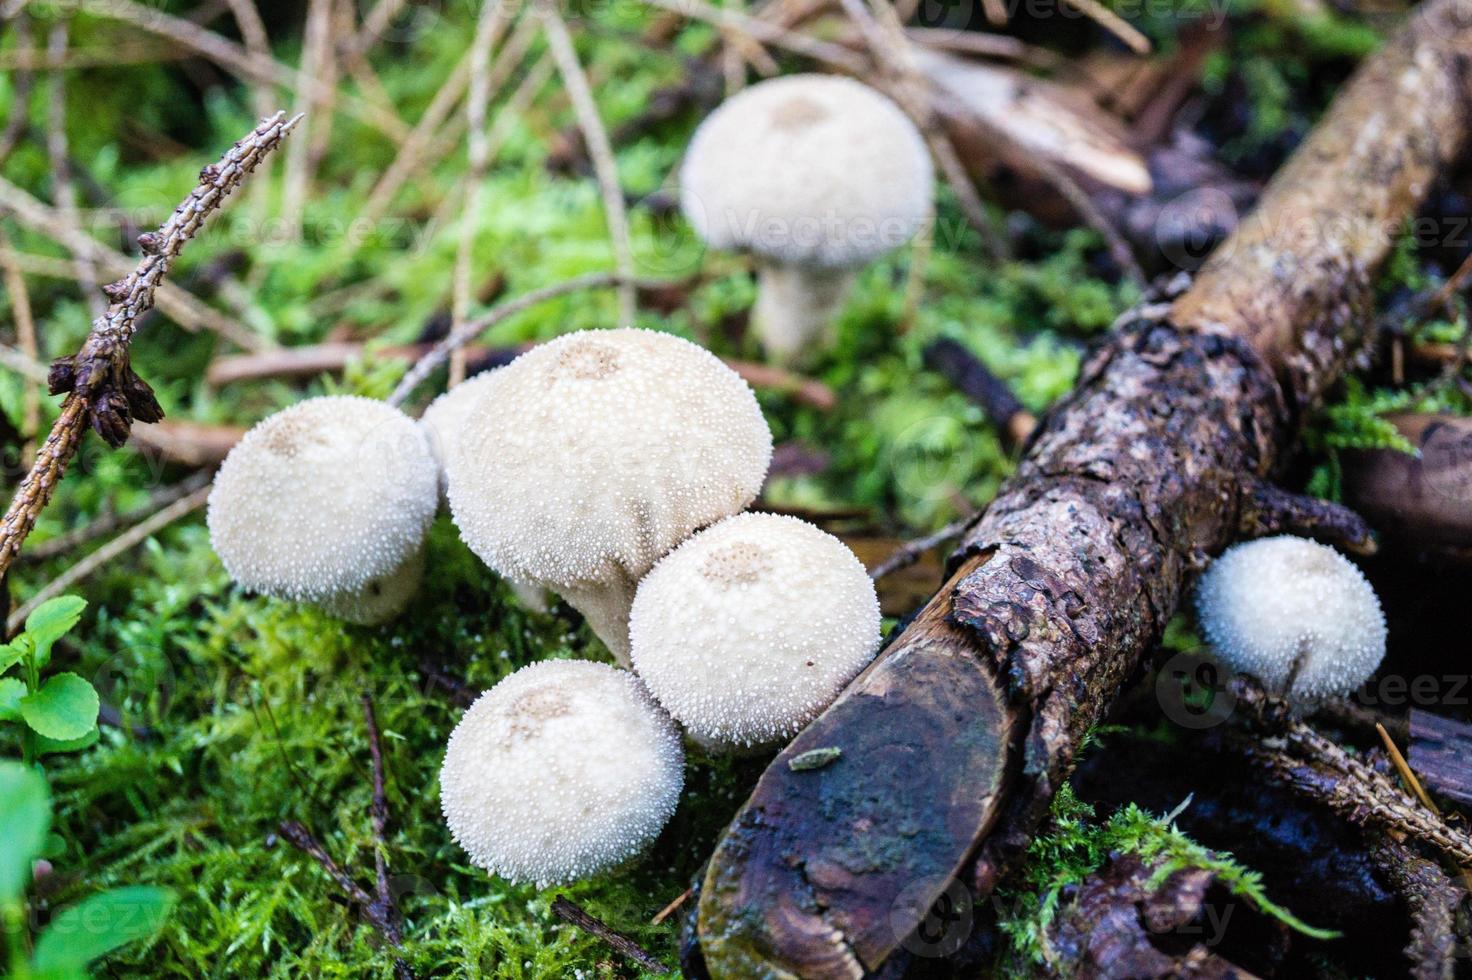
695 3 1472 976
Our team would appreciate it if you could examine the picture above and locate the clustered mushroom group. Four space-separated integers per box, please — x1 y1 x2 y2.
206 72 1392 897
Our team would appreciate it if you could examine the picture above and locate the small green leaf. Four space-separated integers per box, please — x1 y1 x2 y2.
0 639 26 675
24 596 87 670
0 760 50 903
31 886 175 972
0 676 26 722
20 673 99 741
35 727 100 757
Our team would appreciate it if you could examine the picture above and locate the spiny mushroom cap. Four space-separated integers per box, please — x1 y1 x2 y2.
447 328 773 591
630 513 881 748
439 660 684 887
420 371 503 499
207 396 438 602
1195 536 1387 701
680 74 933 269
316 547 424 626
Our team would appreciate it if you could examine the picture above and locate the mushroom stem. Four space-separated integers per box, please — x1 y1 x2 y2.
560 574 638 667
752 263 856 361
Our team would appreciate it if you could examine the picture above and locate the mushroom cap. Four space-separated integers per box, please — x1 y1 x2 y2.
630 512 882 748
1195 536 1387 700
207 396 439 602
316 547 425 625
439 660 684 887
420 371 503 499
680 74 933 269
447 328 772 591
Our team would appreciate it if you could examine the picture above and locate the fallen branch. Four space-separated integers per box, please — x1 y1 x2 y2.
6 479 213 634
278 820 414 980
693 3 1472 974
550 896 669 975
0 112 299 582
20 471 213 564
1342 413 1472 563
359 693 411 980
922 338 1037 448
541 7 638 326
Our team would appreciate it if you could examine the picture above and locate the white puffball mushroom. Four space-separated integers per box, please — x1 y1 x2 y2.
630 512 882 751
207 395 439 625
420 373 549 613
447 328 773 665
420 370 504 502
680 74 933 360
1195 535 1387 701
439 660 684 887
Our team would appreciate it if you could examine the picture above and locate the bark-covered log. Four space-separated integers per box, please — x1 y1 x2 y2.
695 4 1472 976
1409 709 1472 809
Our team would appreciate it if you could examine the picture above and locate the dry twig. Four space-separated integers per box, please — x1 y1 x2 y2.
0 183 269 351
44 22 103 318
0 112 300 582
867 513 974 581
0 236 42 462
550 896 669 974
541 7 638 326
7 480 213 633
19 471 213 565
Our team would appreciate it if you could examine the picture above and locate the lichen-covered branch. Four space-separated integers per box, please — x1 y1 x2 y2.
695 2 1472 975
0 112 299 584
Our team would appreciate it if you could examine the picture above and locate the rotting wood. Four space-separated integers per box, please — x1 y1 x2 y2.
1342 413 1472 563
695 3 1472 976
1409 709 1472 809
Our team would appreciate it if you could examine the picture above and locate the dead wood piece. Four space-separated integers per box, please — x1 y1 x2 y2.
1342 414 1472 562
129 420 246 467
1045 852 1260 979
0 112 298 582
1371 837 1466 980
1410 709 1472 810
695 4 1472 976
1236 479 1376 556
922 338 1037 448
550 896 670 974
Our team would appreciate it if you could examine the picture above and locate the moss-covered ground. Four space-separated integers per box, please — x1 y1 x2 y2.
0 0 1466 974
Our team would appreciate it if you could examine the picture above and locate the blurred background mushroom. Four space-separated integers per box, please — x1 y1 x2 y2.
629 512 881 752
206 396 439 625
447 329 772 664
438 660 684 887
1195 535 1387 702
680 74 933 362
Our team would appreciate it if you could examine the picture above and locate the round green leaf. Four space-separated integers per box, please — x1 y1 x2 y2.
31 886 175 972
20 673 100 741
24 596 87 671
0 676 25 723
0 760 50 903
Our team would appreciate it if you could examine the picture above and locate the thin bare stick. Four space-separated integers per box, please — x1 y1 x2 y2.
868 513 973 581
0 40 195 72
0 13 34 167
7 481 212 632
540 8 637 326
361 47 476 224
640 0 867 72
0 237 42 463
451 2 517 388
281 0 336 237
0 184 270 351
0 112 300 581
90 0 408 143
278 820 416 980
349 0 411 58
387 272 668 406
360 693 405 946
20 471 212 564
900 207 933 332
426 47 554 234
550 896 669 975
44 22 103 318
651 887 693 925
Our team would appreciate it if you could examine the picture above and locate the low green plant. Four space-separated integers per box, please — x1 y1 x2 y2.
0 598 100 769
1 760 174 978
997 785 1337 969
